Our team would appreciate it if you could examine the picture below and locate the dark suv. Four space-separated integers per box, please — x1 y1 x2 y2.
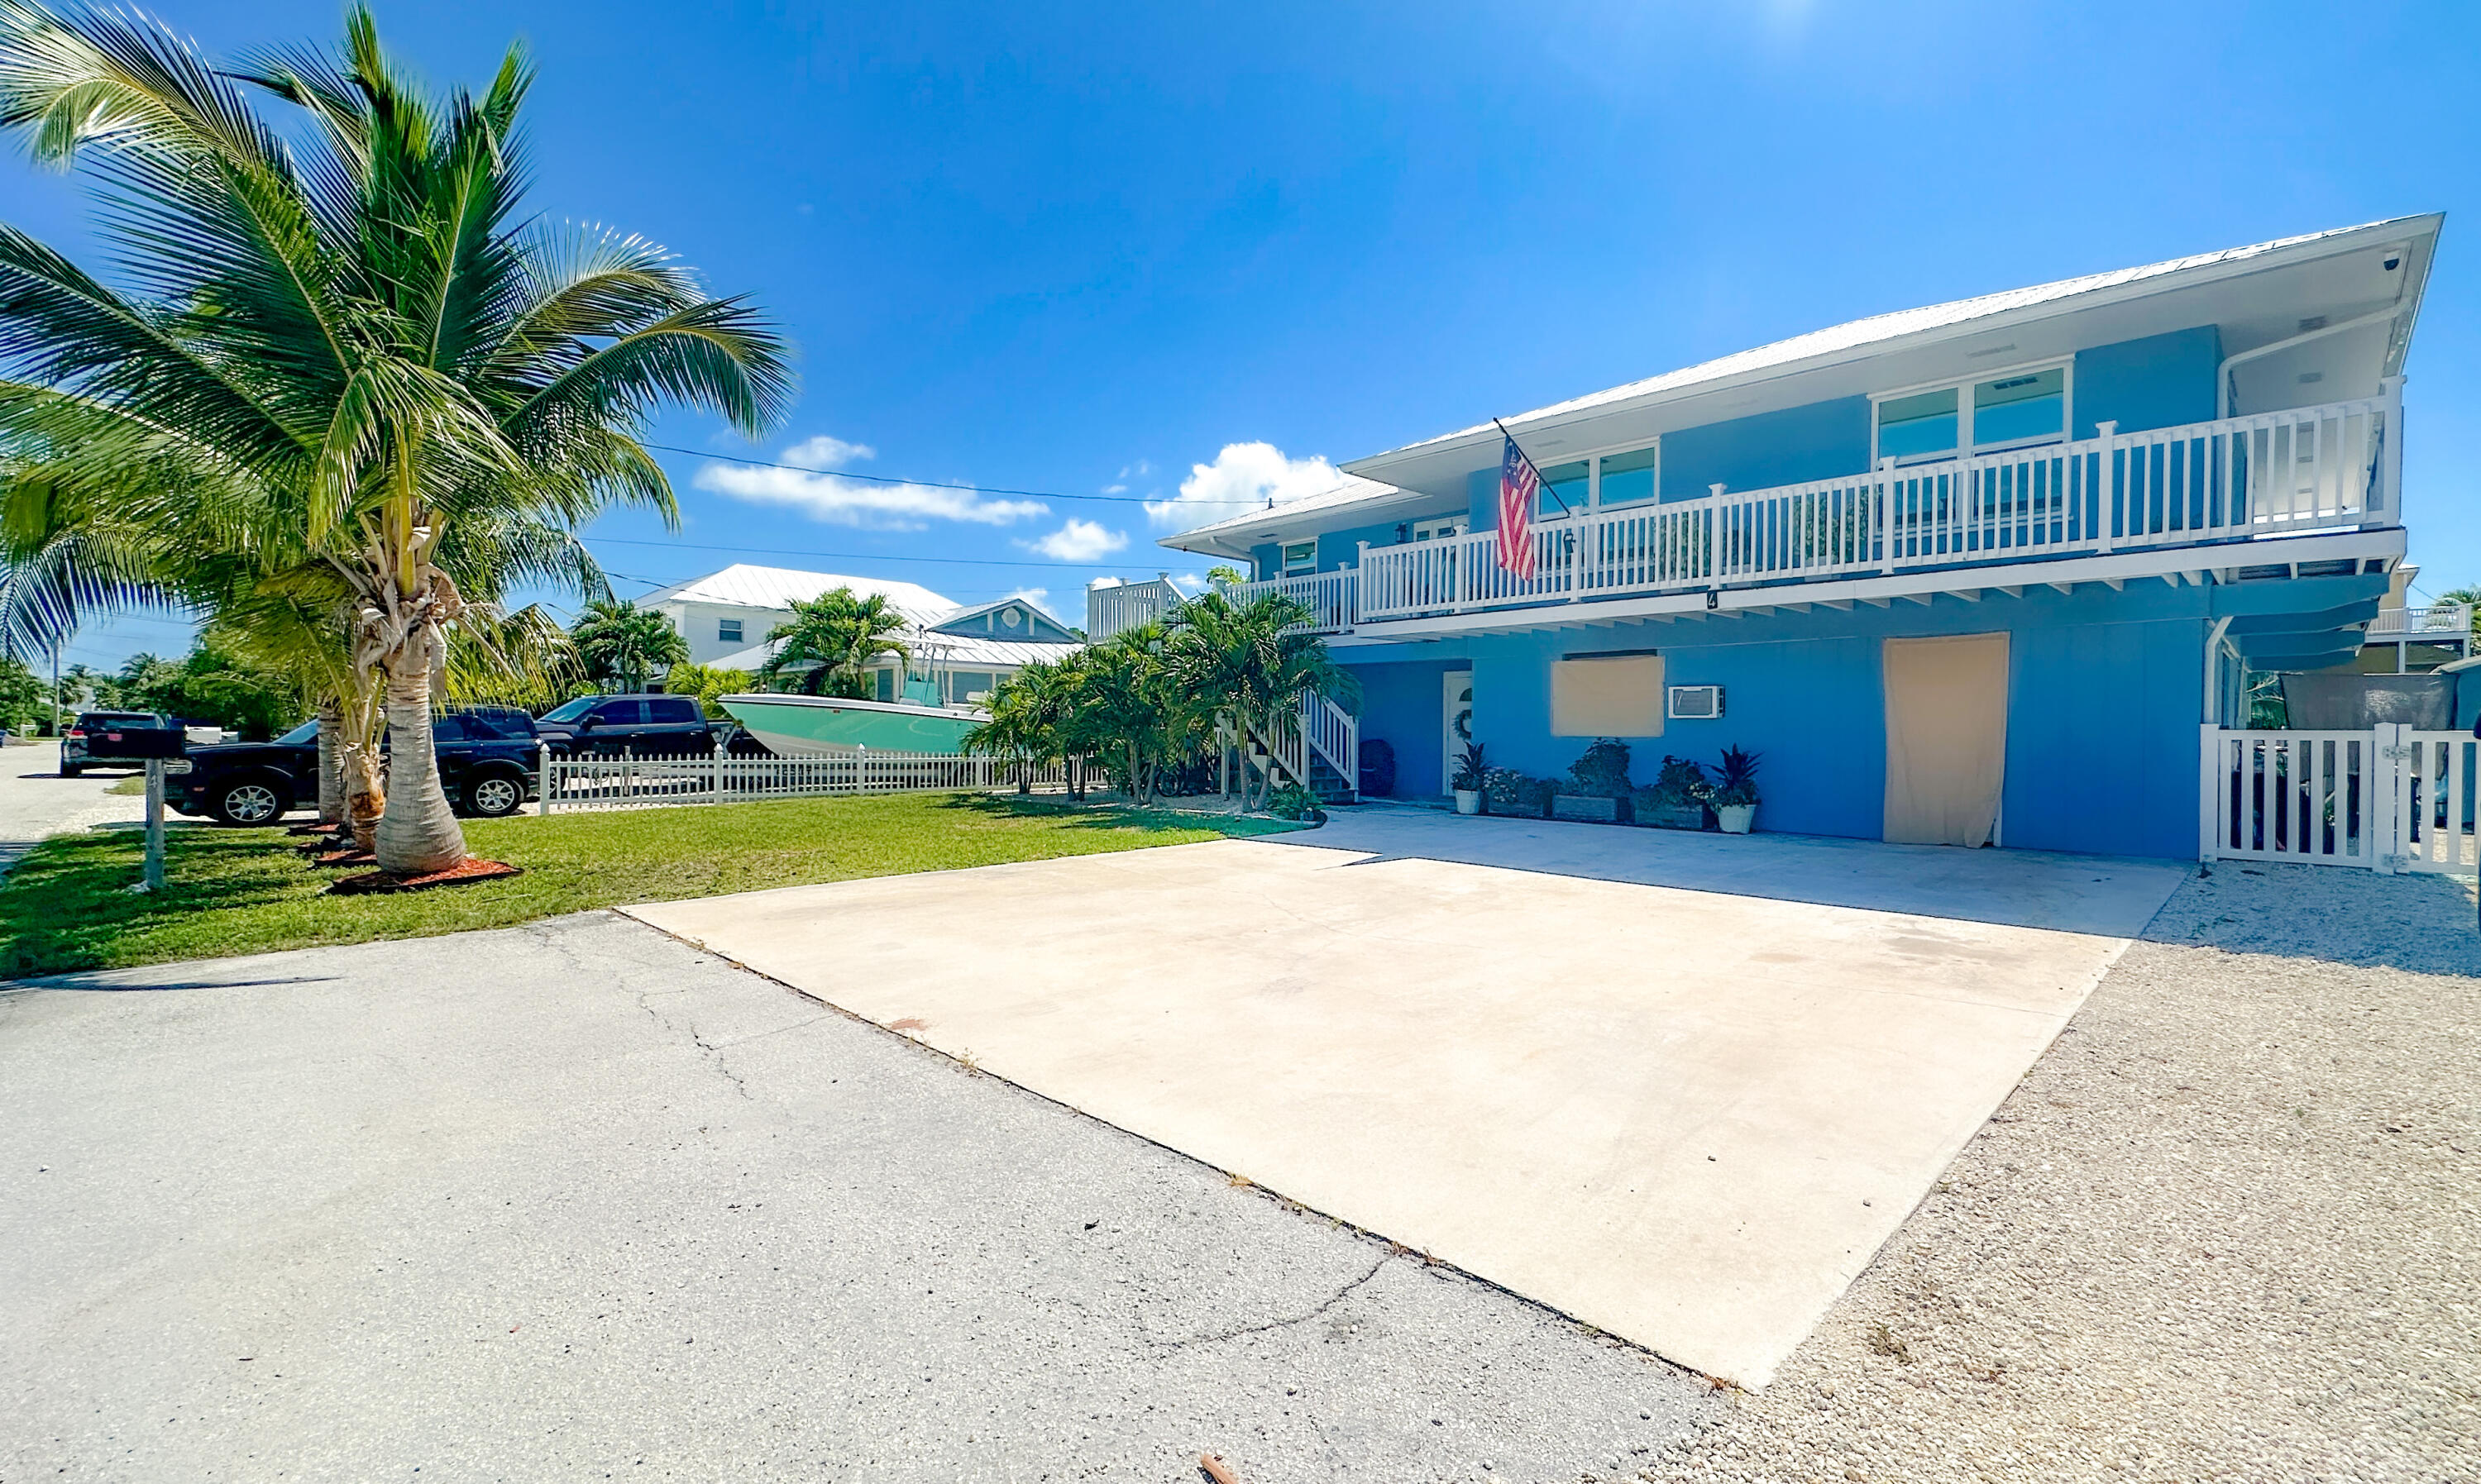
170 711 541 826
60 711 179 775
533 693 716 756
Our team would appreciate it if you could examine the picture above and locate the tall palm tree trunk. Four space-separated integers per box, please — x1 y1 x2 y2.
338 680 388 851
373 657 465 873
315 696 344 826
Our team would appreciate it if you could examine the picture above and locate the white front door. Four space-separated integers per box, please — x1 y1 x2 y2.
1443 670 1474 794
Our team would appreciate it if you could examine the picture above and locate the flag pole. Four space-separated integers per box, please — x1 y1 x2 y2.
1493 418 1573 516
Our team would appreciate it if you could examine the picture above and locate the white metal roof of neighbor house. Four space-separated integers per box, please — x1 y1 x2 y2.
1160 213 2441 555
638 564 958 626
709 630 1078 674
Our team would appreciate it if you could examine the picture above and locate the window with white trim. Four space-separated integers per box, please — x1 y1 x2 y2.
717 618 743 643
1872 364 2071 465
1280 541 1317 576
1537 460 1589 520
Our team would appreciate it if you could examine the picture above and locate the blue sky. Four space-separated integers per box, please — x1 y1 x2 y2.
8 0 2479 672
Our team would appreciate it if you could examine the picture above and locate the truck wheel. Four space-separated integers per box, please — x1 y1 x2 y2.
209 779 290 827
60 762 81 777
464 771 526 818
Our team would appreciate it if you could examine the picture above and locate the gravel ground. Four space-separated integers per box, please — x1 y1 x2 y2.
1656 863 2481 1484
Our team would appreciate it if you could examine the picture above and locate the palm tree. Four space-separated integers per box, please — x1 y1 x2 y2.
0 3 791 873
1164 590 1355 809
1063 624 1204 806
760 588 911 698
570 598 687 694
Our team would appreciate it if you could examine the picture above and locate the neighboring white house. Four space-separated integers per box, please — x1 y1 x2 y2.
639 563 1083 706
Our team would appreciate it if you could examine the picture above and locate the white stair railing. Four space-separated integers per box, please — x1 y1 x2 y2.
1300 690 1358 798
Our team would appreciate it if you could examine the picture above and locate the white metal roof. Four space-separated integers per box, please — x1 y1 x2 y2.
1157 473 1427 547
711 628 1078 674
1159 213 2440 555
638 563 958 626
1354 216 2436 466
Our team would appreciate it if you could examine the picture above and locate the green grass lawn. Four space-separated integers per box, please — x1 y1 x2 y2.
0 793 1294 981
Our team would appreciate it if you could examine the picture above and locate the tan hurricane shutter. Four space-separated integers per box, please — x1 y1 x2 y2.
1881 633 2010 847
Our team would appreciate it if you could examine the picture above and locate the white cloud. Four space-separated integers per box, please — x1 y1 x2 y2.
1146 441 1346 527
782 435 874 470
1020 518 1129 562
695 437 1048 531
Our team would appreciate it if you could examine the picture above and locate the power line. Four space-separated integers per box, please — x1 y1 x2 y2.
643 441 1270 512
582 533 1190 571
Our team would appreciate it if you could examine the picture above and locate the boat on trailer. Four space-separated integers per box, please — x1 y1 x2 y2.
718 693 986 756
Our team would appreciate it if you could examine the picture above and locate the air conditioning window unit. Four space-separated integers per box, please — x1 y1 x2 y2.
1667 685 1723 720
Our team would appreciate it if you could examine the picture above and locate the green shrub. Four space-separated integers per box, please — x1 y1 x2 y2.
1564 738 1632 799
1483 766 1527 811
1266 780 1317 820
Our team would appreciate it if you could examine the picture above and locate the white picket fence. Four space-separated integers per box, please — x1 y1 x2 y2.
537 747 1072 814
2201 723 2478 873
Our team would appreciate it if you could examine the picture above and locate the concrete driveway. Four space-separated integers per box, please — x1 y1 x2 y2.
630 808 2190 1386
0 740 141 881
2 916 1714 1483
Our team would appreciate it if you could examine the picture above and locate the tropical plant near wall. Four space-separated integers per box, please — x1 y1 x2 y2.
0 2 790 873
1162 589 1355 810
760 589 911 699
570 599 687 694
661 662 753 719
1069 625 1202 807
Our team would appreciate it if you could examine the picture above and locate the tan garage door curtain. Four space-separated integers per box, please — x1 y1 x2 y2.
1881 632 2009 847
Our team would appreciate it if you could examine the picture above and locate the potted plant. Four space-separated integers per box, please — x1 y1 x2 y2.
1451 742 1487 815
1556 738 1632 823
1637 754 1710 830
1709 745 1762 834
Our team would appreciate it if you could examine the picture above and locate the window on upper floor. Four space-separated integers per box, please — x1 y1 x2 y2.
1281 541 1317 576
717 618 743 643
1594 446 1659 508
1410 514 1466 543
1539 460 1589 519
1874 365 2069 465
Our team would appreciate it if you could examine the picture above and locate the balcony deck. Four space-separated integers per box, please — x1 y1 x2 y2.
1228 393 2402 637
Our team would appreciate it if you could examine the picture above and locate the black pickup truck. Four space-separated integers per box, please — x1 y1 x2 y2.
170 711 541 826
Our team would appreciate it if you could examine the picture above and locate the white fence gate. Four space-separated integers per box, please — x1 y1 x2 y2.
538 747 1073 815
2201 723 2478 874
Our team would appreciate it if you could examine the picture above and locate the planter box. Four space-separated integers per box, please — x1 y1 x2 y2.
1551 794 1621 824
1643 803 1708 830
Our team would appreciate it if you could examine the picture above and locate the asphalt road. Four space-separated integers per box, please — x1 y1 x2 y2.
0 911 1716 1482
0 740 142 880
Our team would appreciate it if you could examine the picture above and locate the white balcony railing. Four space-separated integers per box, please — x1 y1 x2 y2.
2369 603 2472 637
1088 576 1185 641
1227 392 2397 632
1221 569 1358 632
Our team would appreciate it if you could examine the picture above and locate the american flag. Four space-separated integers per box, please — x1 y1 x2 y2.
1496 432 1540 579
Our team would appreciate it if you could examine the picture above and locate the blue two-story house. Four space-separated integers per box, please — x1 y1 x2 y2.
1153 216 2441 860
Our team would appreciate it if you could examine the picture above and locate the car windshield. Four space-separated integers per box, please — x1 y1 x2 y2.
539 697 598 722
277 720 319 744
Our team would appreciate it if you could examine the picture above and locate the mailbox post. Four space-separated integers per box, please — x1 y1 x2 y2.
107 723 189 894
